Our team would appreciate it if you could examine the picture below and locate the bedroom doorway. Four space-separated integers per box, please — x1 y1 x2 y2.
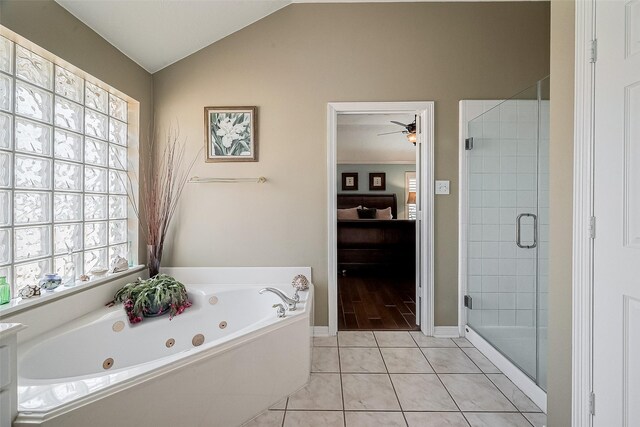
327 102 434 336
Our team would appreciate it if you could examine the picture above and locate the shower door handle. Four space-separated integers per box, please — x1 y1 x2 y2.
516 213 537 249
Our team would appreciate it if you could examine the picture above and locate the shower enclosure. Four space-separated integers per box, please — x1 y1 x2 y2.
463 77 549 391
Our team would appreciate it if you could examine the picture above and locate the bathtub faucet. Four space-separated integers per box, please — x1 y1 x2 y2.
259 287 298 311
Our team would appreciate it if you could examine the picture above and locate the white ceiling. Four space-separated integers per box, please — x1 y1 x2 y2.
337 114 416 164
55 0 290 73
55 0 538 74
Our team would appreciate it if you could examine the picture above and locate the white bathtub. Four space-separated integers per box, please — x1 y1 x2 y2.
14 267 313 427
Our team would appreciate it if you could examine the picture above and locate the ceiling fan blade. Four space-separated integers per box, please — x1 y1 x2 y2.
377 131 404 136
390 120 409 127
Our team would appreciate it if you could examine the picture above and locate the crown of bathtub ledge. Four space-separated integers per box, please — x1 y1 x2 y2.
160 266 313 285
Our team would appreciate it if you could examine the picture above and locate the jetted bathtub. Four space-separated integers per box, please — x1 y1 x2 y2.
14 267 313 427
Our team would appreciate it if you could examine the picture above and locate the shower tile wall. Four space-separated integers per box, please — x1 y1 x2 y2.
466 99 549 383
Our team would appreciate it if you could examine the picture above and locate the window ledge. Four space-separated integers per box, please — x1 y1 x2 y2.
0 265 146 318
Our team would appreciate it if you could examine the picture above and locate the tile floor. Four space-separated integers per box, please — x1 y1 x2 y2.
243 331 546 427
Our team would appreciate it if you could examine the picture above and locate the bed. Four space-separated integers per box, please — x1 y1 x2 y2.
336 194 416 271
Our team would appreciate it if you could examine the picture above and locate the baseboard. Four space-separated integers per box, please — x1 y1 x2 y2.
433 326 460 338
313 326 458 338
312 326 330 337
464 326 547 413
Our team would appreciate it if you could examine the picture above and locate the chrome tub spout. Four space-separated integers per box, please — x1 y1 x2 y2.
259 287 298 311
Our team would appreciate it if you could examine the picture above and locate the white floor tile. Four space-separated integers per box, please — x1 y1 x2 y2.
486 373 541 412
390 374 458 411
342 373 401 411
523 412 547 427
339 347 386 373
410 332 458 348
287 373 343 410
462 348 501 373
312 347 340 372
453 337 474 347
464 412 532 427
344 411 406 427
338 331 377 347
284 411 344 427
272 330 547 427
439 374 516 412
314 336 338 347
404 412 470 427
374 331 417 347
381 348 434 373
421 348 481 373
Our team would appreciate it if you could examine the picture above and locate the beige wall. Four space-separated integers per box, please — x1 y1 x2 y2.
154 2 550 326
548 0 574 424
0 0 154 264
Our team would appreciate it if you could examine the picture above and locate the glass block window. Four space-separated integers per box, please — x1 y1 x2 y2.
0 34 131 297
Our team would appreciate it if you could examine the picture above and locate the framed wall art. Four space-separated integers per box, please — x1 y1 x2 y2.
204 106 258 162
341 172 358 191
369 172 386 191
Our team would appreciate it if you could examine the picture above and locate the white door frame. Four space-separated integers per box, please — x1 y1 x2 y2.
327 101 435 337
573 0 595 425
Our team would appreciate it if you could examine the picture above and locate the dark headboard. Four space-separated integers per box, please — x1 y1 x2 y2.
337 194 398 219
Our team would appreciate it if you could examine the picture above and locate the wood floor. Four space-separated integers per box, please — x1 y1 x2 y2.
337 269 419 331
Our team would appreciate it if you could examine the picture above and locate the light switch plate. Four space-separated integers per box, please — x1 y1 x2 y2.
435 180 450 195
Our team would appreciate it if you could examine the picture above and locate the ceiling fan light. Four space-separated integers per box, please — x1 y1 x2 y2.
407 132 417 144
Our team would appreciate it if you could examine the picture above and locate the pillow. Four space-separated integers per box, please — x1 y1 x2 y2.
376 207 393 220
357 207 377 219
337 206 360 220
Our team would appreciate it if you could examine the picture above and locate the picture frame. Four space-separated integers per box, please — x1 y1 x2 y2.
369 172 386 191
341 172 358 191
204 106 258 162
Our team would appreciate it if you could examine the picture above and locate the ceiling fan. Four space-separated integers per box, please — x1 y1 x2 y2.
377 119 417 145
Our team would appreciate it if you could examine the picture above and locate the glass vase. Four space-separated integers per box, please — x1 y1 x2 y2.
0 276 10 304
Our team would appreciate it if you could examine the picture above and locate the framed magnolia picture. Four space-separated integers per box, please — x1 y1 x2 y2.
369 172 386 191
204 106 258 162
341 172 358 191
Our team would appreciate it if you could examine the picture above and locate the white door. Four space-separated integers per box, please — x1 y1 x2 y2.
593 1 640 425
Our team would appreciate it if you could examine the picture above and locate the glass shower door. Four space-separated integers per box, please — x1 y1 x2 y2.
466 81 544 387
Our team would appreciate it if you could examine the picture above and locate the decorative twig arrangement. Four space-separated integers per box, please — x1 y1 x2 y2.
123 125 199 277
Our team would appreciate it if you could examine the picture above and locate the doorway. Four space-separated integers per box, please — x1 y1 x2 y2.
327 102 434 337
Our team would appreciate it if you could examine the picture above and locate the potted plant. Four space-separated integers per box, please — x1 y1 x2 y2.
113 274 192 324
124 126 199 278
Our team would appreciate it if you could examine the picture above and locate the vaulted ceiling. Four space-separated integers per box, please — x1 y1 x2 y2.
55 0 534 74
55 0 290 73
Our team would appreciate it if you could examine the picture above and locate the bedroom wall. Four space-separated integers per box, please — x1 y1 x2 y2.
153 2 551 327
336 164 415 219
